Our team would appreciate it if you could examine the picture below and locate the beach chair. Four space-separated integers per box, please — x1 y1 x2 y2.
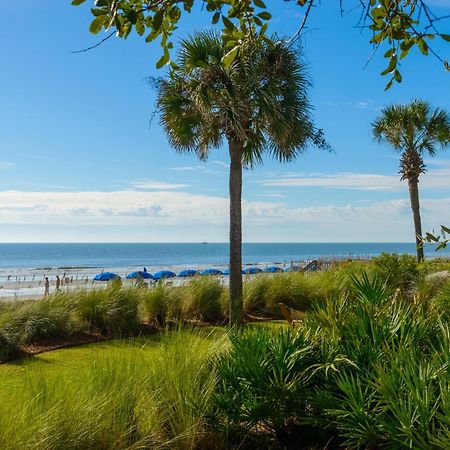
279 303 304 327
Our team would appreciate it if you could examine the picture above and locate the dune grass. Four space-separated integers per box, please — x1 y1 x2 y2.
0 328 228 450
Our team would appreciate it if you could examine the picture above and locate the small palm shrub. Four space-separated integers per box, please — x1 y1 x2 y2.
212 326 333 448
372 252 418 291
433 279 450 310
213 271 450 448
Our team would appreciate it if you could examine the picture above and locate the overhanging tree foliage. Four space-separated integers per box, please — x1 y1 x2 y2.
72 0 450 88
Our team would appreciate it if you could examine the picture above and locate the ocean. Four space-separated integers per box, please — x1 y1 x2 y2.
0 242 448 270
0 242 448 299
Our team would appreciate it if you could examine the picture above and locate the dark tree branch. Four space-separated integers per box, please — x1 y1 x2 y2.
72 31 116 54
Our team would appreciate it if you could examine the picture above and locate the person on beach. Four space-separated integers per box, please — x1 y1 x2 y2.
44 277 49 296
56 275 61 291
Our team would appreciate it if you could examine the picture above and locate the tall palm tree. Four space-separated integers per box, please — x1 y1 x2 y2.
373 100 450 262
158 32 327 324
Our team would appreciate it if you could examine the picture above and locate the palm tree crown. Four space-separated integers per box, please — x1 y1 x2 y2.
373 99 450 180
372 99 450 261
158 31 327 165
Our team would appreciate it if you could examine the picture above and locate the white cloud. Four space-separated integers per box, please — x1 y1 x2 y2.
0 190 449 243
261 162 450 192
0 161 15 169
169 161 229 175
258 193 286 199
130 180 189 190
211 160 229 168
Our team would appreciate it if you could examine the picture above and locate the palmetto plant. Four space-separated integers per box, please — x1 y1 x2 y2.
373 100 450 262
157 32 327 324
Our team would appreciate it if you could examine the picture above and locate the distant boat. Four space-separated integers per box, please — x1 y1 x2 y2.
202 242 208 244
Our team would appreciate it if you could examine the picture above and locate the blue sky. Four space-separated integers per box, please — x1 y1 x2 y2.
0 0 449 243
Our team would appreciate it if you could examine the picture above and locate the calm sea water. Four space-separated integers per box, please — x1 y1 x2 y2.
0 243 448 270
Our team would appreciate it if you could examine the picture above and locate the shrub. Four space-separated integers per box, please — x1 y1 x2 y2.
140 283 169 325
372 253 418 291
181 278 225 322
73 288 139 336
5 296 73 344
243 275 273 313
0 328 20 362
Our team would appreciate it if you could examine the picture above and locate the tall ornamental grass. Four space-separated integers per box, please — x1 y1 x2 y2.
0 329 227 450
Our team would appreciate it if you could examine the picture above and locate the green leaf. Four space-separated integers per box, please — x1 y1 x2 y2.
440 34 450 42
253 0 266 8
156 49 170 69
152 10 164 32
222 45 239 68
89 16 105 34
212 12 221 24
257 12 272 20
71 0 86 5
426 232 439 243
441 225 450 234
222 16 235 30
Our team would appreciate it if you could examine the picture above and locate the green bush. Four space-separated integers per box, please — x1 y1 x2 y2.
213 326 330 448
372 252 418 291
5 296 73 344
212 271 450 449
73 288 139 336
0 328 20 362
181 278 225 322
140 283 169 325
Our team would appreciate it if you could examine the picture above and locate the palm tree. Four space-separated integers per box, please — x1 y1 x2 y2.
158 32 327 325
373 100 450 262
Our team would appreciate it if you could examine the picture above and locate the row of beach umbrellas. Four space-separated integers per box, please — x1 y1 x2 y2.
94 266 285 281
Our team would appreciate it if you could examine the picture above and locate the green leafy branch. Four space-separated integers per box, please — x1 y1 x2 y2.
420 225 450 251
71 0 272 68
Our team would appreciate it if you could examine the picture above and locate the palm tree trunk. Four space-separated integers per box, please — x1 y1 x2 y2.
228 138 243 326
407 177 424 262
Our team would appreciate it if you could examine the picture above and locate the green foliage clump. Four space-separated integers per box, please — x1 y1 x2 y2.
5 295 73 344
213 272 450 448
74 287 139 335
213 326 328 448
244 272 326 315
181 277 225 322
372 252 418 291
0 329 20 362
140 283 170 325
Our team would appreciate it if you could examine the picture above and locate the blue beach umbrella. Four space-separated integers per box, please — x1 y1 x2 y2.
244 267 263 275
178 269 199 278
264 266 283 273
222 268 245 275
153 270 176 280
126 271 154 280
94 272 120 281
201 268 223 276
